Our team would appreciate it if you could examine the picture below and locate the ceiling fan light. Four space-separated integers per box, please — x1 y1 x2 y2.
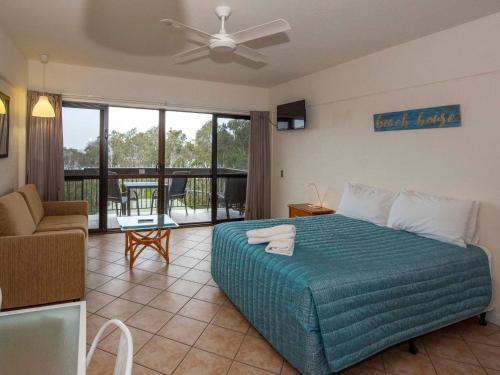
0 98 6 115
32 95 56 118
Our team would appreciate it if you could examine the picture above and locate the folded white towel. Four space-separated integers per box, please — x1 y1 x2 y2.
247 232 295 245
265 238 295 256
246 225 295 239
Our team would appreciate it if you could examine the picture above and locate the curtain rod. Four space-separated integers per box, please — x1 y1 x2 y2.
61 93 251 115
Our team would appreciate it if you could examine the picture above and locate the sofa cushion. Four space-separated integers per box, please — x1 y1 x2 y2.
35 215 88 237
17 184 45 225
0 192 37 236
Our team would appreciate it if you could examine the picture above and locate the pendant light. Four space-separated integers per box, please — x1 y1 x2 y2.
0 98 5 115
32 54 56 118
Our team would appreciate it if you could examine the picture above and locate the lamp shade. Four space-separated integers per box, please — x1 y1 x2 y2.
0 98 6 115
32 95 55 118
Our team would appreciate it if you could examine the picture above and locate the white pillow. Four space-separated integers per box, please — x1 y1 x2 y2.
387 190 475 247
466 201 480 245
336 183 398 226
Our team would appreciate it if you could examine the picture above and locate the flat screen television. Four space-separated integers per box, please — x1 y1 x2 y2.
277 100 306 130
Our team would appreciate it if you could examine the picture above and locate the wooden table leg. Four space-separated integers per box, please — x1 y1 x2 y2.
125 228 172 269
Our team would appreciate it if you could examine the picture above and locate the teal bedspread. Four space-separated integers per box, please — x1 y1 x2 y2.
211 214 492 374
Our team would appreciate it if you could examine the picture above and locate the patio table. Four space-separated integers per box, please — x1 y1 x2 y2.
123 181 168 216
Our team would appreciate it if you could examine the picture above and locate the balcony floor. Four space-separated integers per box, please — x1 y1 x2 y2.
88 207 244 229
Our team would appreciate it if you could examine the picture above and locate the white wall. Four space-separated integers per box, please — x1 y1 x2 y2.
0 25 27 195
28 61 269 113
269 13 500 315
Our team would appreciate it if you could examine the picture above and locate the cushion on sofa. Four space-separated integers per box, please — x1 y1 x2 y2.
17 184 45 225
0 192 37 236
35 215 88 237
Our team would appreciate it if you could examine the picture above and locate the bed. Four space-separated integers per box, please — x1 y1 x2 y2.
211 214 492 374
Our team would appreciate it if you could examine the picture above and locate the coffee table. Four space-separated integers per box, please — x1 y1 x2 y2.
117 214 179 269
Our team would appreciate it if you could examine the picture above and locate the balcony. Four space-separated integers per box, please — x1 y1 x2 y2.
64 167 247 230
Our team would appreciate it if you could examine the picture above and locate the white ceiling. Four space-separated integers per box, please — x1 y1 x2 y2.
1 0 499 87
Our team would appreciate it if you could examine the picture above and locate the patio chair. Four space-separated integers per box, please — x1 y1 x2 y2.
108 172 139 216
150 171 189 216
87 319 133 375
218 176 247 219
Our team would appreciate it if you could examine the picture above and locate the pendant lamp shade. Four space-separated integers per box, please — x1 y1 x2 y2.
0 98 5 114
32 95 56 118
32 54 56 118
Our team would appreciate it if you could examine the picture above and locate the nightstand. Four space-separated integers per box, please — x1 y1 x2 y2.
288 203 335 218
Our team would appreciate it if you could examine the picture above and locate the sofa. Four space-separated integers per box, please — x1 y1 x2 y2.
0 184 87 309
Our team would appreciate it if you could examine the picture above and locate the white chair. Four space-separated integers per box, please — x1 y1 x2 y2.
87 319 133 375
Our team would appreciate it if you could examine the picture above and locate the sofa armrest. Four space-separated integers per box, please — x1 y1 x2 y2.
0 230 86 309
43 200 88 217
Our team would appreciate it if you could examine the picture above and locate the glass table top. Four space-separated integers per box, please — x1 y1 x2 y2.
117 214 179 231
0 303 83 375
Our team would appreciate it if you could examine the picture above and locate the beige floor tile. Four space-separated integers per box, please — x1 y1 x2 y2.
229 361 274 374
193 260 211 272
86 348 117 375
98 325 153 354
169 246 191 256
246 325 263 339
88 259 111 272
94 263 129 277
181 269 213 284
135 336 190 374
469 342 500 370
133 363 163 374
184 249 210 260
172 256 202 268
280 361 300 375
126 306 174 333
86 314 116 344
86 290 116 313
141 274 178 290
86 272 113 289
93 251 124 262
235 335 283 373
158 314 208 345
486 369 500 375
96 298 143 321
121 285 163 304
193 242 211 251
148 291 190 313
162 264 191 278
136 259 170 273
358 353 385 372
430 355 487 375
117 269 154 283
177 239 200 249
212 306 250 333
195 325 245 359
423 334 479 365
95 278 135 297
194 285 227 305
174 348 232 375
168 279 204 297
178 299 220 323
382 348 436 375
339 364 386 374
206 278 219 287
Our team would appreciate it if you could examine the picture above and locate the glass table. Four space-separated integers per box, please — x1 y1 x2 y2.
117 214 179 268
0 301 86 375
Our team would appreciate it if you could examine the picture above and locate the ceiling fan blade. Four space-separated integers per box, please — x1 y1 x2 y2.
172 45 210 63
161 19 214 40
233 45 267 63
230 19 291 44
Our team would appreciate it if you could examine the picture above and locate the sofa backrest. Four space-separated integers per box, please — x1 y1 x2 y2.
0 192 36 236
17 184 45 225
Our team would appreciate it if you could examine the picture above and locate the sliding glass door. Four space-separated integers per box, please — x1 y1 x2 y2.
62 102 249 232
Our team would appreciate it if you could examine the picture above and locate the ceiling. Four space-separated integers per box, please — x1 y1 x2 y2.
1 0 499 87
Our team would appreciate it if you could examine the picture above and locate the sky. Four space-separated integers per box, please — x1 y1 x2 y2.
62 107 213 151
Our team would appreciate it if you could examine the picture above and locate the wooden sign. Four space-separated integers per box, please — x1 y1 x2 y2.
374 105 461 132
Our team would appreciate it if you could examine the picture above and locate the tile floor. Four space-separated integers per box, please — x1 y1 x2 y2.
86 226 500 375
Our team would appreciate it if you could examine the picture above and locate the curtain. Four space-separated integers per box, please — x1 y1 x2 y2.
26 91 65 201
245 111 271 220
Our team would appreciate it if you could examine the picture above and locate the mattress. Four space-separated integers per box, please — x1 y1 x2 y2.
211 214 492 374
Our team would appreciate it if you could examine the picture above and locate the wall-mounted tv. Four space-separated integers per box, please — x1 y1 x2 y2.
277 100 306 131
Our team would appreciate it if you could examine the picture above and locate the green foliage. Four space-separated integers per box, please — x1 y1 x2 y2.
64 119 250 170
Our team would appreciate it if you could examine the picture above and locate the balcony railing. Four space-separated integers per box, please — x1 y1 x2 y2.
64 168 247 220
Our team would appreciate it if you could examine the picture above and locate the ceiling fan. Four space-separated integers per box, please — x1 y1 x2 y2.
161 6 291 64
